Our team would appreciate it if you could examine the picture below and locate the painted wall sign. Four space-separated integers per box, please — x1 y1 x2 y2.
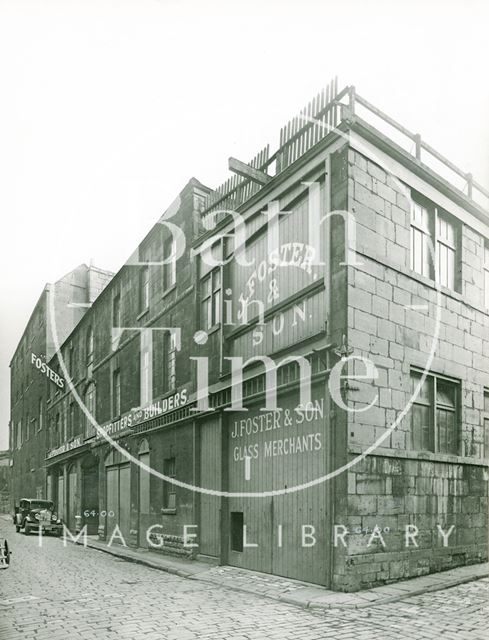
31 352 64 388
47 436 82 459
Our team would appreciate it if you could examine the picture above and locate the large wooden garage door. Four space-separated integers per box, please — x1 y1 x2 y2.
106 463 131 545
227 384 328 585
199 417 222 558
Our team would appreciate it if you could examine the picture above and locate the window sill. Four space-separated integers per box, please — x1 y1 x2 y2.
161 508 177 515
162 285 177 299
348 443 489 467
137 308 149 321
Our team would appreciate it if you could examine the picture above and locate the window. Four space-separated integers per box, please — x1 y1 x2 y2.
484 243 489 308
139 265 150 312
16 420 21 449
55 413 60 447
38 399 43 431
163 457 176 510
484 390 489 459
230 512 244 552
436 213 456 289
141 349 151 406
84 383 96 439
410 201 430 278
200 269 221 329
112 369 121 417
410 195 458 291
410 370 459 454
162 236 176 291
69 402 75 440
164 332 176 392
112 293 121 327
86 327 94 376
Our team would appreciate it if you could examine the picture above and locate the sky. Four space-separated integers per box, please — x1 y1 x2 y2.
1 0 489 449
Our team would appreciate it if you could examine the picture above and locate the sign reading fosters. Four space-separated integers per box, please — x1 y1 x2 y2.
31 352 64 388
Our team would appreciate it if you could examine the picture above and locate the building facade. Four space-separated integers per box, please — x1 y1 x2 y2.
9 264 113 505
10 83 489 592
0 450 11 513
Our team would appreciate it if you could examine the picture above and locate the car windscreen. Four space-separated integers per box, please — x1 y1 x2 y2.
29 501 54 510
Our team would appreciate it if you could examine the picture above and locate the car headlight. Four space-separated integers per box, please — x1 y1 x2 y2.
51 514 57 522
34 514 40 521
56 519 61 524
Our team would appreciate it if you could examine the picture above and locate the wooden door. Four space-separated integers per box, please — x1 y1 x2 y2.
138 454 150 548
199 418 221 558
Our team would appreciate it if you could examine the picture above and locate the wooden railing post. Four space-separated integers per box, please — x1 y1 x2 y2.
414 134 422 160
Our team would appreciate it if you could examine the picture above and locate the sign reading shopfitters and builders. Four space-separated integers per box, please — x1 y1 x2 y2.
46 387 188 459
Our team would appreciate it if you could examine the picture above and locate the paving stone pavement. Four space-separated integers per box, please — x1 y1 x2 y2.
0 519 487 639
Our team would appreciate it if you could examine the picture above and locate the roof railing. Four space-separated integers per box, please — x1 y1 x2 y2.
200 81 489 226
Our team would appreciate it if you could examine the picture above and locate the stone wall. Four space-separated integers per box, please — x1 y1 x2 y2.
333 148 489 591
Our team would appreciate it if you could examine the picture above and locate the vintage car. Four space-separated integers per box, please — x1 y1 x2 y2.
0 538 10 569
13 498 63 536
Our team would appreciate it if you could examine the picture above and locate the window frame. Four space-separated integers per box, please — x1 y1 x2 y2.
84 383 96 440
163 456 177 512
112 368 121 418
200 268 221 330
164 332 177 393
162 236 177 292
484 389 489 459
410 193 459 292
410 369 460 455
484 242 489 309
139 265 150 313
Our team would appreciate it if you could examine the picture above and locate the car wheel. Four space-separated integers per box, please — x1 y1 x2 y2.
15 525 20 533
23 522 30 535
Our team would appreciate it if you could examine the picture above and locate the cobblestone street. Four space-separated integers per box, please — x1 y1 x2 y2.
0 519 487 639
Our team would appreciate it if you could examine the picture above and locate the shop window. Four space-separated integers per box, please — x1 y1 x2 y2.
410 370 459 454
230 512 244 552
200 269 221 329
410 194 459 291
163 457 176 510
162 236 177 291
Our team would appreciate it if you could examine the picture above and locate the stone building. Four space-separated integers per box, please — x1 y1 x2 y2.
0 450 11 513
10 81 489 591
9 264 113 504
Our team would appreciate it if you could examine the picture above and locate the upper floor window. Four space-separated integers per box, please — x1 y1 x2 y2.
112 293 121 327
200 268 221 329
164 332 177 393
436 213 456 290
86 327 94 375
484 242 489 308
162 236 177 291
69 402 75 440
139 265 150 312
38 399 43 431
410 370 459 455
141 348 151 407
84 383 96 439
410 194 459 291
112 368 121 417
484 390 489 459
